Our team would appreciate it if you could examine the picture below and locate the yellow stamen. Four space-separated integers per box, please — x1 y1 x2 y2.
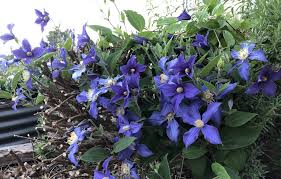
176 87 184 93
238 48 249 60
67 132 78 145
26 52 32 57
166 112 175 121
194 119 204 128
160 74 169 83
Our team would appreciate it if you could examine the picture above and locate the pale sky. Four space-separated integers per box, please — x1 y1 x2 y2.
0 0 156 54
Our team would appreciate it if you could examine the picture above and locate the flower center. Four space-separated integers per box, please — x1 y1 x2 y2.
238 48 249 60
87 89 97 101
122 125 131 131
106 78 116 87
43 16 49 21
116 107 125 116
160 74 169 83
67 131 78 145
176 87 184 93
185 68 190 74
261 76 267 81
26 51 32 57
202 90 214 103
130 68 136 73
121 163 130 175
194 119 204 128
22 70 31 82
123 91 128 96
12 96 18 102
166 112 175 121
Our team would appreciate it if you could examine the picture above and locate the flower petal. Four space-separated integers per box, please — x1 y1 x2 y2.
32 47 44 58
12 49 27 59
183 83 200 98
89 102 98 119
245 83 260 95
183 127 200 148
261 80 277 97
238 61 250 81
249 49 267 62
202 102 221 123
22 39 32 52
201 125 222 144
137 144 153 157
166 119 179 142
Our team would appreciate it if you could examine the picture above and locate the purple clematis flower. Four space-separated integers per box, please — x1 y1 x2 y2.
40 39 56 53
51 48 67 78
22 69 33 89
93 156 115 179
246 66 281 97
111 80 131 107
12 39 44 64
177 10 191 21
35 9 50 32
170 54 196 78
69 62 86 80
0 24 15 43
67 124 90 167
99 75 122 91
12 88 26 111
229 43 267 81
120 55 146 78
120 160 140 179
0 58 15 72
182 102 222 148
82 47 97 65
76 80 107 119
149 102 180 142
160 75 200 110
77 24 90 48
192 32 209 48
132 35 148 45
118 117 143 137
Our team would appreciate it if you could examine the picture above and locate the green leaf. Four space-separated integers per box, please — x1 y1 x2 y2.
218 82 230 94
196 51 209 64
223 30 235 47
200 80 216 92
225 111 257 127
124 10 145 31
0 90 12 99
224 149 247 171
112 137 136 153
156 17 177 26
187 156 208 177
158 154 171 179
211 162 231 179
11 71 22 91
34 52 56 65
212 4 224 16
35 93 45 105
218 125 262 150
80 147 109 163
163 38 173 56
182 146 207 159
88 25 112 36
225 167 241 179
63 37 72 50
200 55 220 78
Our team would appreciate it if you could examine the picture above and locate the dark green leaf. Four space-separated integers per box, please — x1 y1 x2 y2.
35 93 45 105
182 146 207 159
156 17 177 26
225 111 257 127
34 52 56 65
80 147 109 162
187 156 207 177
200 55 220 78
88 25 112 35
200 80 216 92
158 154 171 179
124 10 145 31
63 37 72 50
225 167 241 179
112 137 136 153
211 162 231 179
224 149 247 171
223 30 235 47
218 125 262 150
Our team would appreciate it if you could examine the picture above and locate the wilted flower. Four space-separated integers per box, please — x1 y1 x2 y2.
177 10 191 21
12 88 26 111
120 160 139 179
182 102 222 148
149 102 179 142
229 43 267 81
77 24 90 48
35 9 50 32
170 54 196 78
93 156 115 179
67 124 90 167
76 80 107 119
246 65 281 97
192 32 209 48
12 39 44 64
0 24 15 43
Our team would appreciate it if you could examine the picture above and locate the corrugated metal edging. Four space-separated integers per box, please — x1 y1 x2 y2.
0 105 41 148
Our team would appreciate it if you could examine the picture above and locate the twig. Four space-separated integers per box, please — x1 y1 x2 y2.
9 150 27 172
46 95 75 115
